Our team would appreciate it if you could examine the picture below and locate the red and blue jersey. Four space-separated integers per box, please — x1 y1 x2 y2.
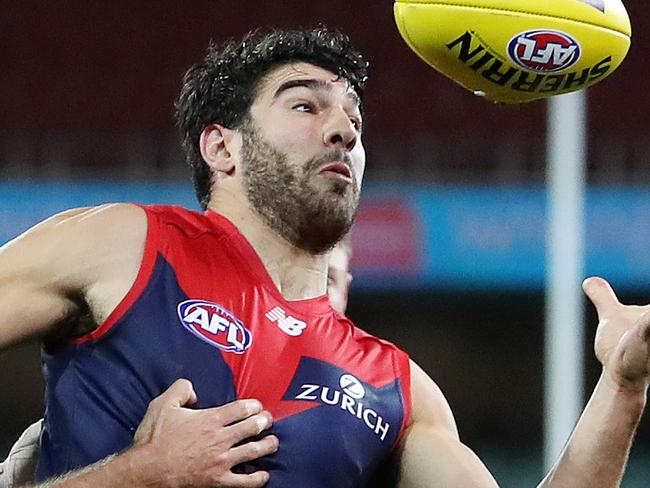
37 205 412 486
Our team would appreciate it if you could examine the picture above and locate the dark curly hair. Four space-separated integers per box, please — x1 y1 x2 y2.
175 26 369 210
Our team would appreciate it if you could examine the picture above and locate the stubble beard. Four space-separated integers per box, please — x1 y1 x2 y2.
240 121 360 254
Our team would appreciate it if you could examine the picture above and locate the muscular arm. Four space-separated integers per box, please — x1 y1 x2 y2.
396 361 499 488
396 361 643 488
0 204 147 348
537 277 649 488
398 277 649 488
537 373 645 488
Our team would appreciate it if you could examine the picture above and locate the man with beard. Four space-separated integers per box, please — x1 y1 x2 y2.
1 27 650 488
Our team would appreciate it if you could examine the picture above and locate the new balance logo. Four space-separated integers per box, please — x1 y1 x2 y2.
265 306 307 336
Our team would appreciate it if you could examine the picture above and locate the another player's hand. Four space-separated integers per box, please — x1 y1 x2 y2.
583 277 650 392
133 379 278 487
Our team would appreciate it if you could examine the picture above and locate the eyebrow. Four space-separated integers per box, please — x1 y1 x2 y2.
272 78 362 109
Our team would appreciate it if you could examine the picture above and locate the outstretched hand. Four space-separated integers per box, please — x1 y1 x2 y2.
583 277 650 391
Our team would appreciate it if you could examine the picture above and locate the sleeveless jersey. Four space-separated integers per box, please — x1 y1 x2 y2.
37 205 412 486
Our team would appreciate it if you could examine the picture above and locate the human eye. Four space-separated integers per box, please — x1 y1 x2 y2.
350 117 363 132
292 101 314 113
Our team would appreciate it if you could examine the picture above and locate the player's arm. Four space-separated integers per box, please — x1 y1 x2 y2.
536 277 648 488
0 204 146 348
398 277 648 488
396 360 499 488
536 375 644 488
19 380 278 488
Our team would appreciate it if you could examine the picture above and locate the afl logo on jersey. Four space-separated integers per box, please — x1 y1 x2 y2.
177 300 252 354
507 30 581 72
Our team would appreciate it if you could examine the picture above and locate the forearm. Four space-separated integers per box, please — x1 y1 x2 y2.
25 445 163 488
537 371 647 488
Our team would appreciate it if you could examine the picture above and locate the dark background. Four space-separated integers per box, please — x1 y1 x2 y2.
1 0 648 184
1 1 649 485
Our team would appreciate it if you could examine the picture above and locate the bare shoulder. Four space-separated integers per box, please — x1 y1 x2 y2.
7 203 145 246
0 204 148 346
0 203 147 296
408 359 458 434
30 203 146 239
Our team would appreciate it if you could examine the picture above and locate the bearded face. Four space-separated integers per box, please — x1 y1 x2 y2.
240 120 360 254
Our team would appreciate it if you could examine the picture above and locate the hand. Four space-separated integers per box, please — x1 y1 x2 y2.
583 277 650 391
133 379 278 487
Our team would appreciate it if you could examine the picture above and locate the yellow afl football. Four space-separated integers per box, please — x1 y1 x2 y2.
393 0 631 103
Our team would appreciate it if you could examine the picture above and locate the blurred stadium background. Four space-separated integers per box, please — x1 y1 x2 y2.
1 1 649 485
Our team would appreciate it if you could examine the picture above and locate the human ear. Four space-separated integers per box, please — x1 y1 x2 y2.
199 124 236 175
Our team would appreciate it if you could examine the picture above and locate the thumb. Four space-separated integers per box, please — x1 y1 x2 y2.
160 378 198 408
582 276 620 320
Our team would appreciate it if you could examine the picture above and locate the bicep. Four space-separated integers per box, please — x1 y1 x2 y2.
396 361 498 488
0 204 146 348
0 209 91 347
0 278 76 347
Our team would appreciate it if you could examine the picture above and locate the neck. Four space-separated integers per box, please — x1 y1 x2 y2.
208 187 329 302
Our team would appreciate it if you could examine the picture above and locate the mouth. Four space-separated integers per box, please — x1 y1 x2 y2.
318 161 352 184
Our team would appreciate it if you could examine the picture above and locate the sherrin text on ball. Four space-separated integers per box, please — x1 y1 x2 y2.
394 0 631 102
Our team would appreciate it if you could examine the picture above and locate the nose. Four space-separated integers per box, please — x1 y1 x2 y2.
323 107 358 152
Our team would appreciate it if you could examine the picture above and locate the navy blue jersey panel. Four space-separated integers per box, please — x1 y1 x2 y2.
236 356 404 487
37 254 237 480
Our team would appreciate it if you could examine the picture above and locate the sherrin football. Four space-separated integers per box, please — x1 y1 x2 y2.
393 0 631 103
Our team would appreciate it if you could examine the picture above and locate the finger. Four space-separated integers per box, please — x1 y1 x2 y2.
228 435 279 465
582 276 621 319
156 379 198 408
224 411 273 442
167 378 198 407
212 399 263 426
221 470 270 488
